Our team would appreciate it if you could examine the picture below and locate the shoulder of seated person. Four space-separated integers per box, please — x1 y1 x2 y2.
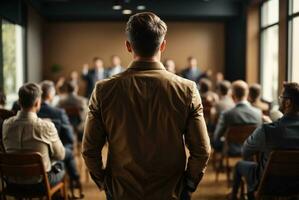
35 117 56 129
3 116 18 125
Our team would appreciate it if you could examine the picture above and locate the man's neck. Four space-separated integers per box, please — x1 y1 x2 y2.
235 99 248 104
22 108 37 113
133 53 160 63
43 99 51 105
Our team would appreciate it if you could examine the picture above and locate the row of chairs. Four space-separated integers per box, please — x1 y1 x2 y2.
211 124 299 199
0 153 67 200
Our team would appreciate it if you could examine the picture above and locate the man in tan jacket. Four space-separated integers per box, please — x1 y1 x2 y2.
82 12 211 200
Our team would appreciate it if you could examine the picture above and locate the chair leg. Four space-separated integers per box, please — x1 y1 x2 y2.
225 157 231 187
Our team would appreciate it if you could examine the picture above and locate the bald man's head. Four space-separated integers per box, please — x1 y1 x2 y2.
231 80 249 102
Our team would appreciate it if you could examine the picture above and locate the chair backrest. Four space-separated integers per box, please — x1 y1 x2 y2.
0 152 51 193
64 106 81 118
225 124 257 145
256 150 299 198
64 106 81 128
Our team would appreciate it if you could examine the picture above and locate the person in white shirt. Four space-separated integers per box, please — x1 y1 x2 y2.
3 83 65 186
106 55 125 77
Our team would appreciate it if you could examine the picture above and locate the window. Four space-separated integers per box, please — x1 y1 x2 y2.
260 0 279 102
288 0 299 82
1 19 25 108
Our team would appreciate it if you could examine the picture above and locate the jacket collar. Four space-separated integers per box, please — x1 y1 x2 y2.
128 61 166 71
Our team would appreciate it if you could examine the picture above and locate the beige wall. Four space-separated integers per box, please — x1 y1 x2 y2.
27 5 43 82
246 3 260 84
43 21 225 81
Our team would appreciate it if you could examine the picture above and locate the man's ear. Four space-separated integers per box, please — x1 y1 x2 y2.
125 40 132 53
285 99 292 109
160 40 166 52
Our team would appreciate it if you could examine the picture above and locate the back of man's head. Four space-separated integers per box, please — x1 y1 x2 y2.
126 12 167 57
65 81 77 94
249 84 262 102
18 83 42 110
200 78 212 93
283 82 299 111
217 80 231 96
232 80 249 101
40 80 55 101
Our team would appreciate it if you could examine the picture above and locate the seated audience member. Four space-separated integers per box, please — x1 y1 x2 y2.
57 81 88 141
0 89 15 152
0 88 15 119
2 83 65 185
164 59 176 74
215 80 235 115
38 80 81 188
52 77 66 107
248 84 270 114
181 56 201 82
200 78 219 104
11 100 21 114
199 78 219 131
229 82 299 200
213 80 262 156
106 55 125 77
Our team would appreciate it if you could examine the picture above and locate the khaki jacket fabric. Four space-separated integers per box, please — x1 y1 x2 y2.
82 61 211 200
2 111 65 172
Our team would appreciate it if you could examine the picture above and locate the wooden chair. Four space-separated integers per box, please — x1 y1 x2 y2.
215 124 257 185
0 152 67 200
256 150 299 200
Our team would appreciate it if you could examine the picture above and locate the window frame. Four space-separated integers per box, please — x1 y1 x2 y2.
259 0 280 102
287 0 299 81
0 16 27 108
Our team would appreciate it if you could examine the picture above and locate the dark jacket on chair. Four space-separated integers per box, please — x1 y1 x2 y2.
213 101 262 155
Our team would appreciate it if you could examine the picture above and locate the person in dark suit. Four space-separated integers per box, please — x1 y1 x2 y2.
38 80 82 190
106 55 125 78
180 56 201 82
213 80 262 156
82 12 211 200
81 57 105 97
229 82 299 200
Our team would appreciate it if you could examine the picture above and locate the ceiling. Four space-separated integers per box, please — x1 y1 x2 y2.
30 0 248 21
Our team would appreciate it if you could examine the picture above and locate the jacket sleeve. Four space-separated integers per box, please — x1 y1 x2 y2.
213 112 227 143
82 83 107 191
185 82 211 191
242 126 266 160
47 122 65 161
59 109 75 145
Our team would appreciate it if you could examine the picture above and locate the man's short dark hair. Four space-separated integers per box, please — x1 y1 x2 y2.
126 12 167 57
65 81 76 94
40 80 55 100
217 80 231 96
93 57 102 62
200 78 212 93
18 83 42 109
283 82 299 110
249 84 262 101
